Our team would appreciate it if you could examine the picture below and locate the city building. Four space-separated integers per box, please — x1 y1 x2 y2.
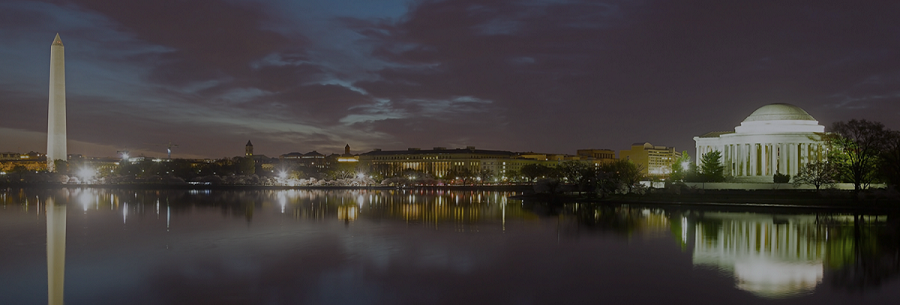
0 152 47 172
576 149 616 161
479 158 552 181
337 144 359 163
693 103 825 182
619 143 681 177
279 150 329 169
359 147 517 178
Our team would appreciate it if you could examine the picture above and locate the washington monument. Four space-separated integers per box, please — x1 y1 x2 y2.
47 34 66 171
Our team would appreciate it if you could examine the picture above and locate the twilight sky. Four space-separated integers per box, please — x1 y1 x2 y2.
1 0 899 159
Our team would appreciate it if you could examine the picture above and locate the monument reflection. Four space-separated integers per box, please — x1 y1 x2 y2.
45 190 67 305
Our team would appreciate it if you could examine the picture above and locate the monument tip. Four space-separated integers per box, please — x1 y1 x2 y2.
52 33 63 46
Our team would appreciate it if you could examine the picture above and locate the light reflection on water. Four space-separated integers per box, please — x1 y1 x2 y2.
0 188 898 304
691 213 826 298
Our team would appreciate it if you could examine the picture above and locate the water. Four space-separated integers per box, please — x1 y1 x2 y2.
1 188 899 304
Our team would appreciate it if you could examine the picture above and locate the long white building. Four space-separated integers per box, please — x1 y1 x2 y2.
693 103 825 182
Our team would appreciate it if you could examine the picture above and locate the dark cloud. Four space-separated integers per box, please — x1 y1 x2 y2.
348 0 900 153
68 0 302 86
3 0 899 157
0 3 44 30
245 83 375 125
0 89 45 132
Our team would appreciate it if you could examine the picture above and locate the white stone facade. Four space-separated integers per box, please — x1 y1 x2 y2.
693 104 825 182
47 34 67 171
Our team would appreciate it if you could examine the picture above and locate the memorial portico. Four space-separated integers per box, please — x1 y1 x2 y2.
694 104 826 182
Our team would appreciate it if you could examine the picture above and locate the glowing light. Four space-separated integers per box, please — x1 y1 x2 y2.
78 167 96 183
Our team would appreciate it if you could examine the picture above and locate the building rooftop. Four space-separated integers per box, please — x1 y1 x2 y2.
743 103 816 122
360 147 516 156
698 131 735 138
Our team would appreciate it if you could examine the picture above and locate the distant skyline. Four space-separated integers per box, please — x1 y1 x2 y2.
1 0 898 159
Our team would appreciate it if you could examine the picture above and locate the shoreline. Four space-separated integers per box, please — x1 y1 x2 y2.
510 190 900 212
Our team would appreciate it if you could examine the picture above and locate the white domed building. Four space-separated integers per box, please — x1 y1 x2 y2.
693 103 826 182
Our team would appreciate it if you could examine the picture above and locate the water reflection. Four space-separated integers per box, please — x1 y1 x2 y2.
0 188 534 232
46 191 66 305
554 202 900 298
1 188 898 303
691 213 826 298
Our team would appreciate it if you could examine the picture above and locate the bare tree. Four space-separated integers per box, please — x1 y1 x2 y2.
793 160 839 191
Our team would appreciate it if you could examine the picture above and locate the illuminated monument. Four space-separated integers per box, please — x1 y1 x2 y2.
47 34 67 171
694 103 825 182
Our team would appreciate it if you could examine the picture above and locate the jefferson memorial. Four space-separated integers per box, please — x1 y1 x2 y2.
693 103 826 182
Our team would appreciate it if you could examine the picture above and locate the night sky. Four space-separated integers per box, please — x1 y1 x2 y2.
1 0 899 159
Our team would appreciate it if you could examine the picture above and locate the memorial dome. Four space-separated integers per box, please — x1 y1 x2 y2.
742 103 816 122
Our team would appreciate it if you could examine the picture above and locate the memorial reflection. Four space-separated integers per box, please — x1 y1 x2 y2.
690 213 826 298
549 203 900 298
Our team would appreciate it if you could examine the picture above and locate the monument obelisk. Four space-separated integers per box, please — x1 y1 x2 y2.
47 34 67 172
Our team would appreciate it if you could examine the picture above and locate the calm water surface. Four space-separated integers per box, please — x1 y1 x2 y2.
1 188 899 304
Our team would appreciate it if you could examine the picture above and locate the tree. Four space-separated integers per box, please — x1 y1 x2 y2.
556 161 599 195
669 151 690 181
793 160 839 191
878 130 900 190
52 160 68 175
239 157 255 175
326 162 359 180
699 151 725 182
773 172 790 183
10 165 29 182
831 119 889 191
520 164 553 182
557 161 591 184
445 168 475 185
684 162 702 182
615 160 644 193
597 159 643 195
477 169 493 185
503 169 520 183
